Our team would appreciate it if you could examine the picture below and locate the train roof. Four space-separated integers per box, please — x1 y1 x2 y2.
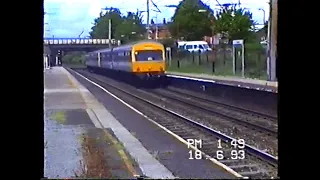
89 48 107 54
88 40 164 54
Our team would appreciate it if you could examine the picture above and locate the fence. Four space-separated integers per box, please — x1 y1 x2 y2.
165 44 267 80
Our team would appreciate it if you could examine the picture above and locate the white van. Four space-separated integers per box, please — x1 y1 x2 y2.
177 41 212 53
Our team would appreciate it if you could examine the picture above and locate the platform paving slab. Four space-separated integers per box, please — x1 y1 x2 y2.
44 68 140 178
44 67 175 179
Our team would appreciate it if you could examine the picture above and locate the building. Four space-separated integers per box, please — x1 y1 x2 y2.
150 23 171 39
143 23 171 40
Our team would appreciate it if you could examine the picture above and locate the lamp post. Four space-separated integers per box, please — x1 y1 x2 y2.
258 8 266 24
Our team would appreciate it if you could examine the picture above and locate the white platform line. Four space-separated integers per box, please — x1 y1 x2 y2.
166 74 277 93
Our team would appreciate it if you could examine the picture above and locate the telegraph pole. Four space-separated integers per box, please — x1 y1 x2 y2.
146 0 150 39
270 0 277 81
266 2 271 81
267 0 277 81
108 19 112 48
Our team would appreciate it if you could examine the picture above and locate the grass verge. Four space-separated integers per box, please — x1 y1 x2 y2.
75 133 112 178
74 129 139 178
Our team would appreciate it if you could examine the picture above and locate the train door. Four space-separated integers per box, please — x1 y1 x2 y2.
111 48 114 69
98 52 101 67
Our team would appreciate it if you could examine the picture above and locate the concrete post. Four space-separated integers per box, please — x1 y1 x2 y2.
56 56 59 66
270 0 277 81
44 55 50 69
44 55 46 70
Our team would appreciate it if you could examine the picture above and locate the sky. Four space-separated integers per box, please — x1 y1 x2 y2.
44 0 270 38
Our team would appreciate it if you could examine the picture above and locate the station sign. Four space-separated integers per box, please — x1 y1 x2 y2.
232 39 243 48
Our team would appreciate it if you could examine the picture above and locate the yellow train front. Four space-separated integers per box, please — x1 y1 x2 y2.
86 40 166 83
131 41 165 79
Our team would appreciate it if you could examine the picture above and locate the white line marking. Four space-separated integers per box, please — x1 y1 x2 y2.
44 89 80 93
70 69 243 178
86 109 103 128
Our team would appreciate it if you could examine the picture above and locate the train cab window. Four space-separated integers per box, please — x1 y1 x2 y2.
134 50 163 61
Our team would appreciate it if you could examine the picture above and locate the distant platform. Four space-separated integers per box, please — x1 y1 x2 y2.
165 72 278 93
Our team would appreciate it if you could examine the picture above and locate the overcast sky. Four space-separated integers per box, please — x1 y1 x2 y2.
44 0 270 38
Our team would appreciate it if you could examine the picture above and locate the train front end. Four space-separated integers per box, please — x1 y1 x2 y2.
131 42 166 80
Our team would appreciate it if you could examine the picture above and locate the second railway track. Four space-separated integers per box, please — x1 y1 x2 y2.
165 87 277 121
135 87 278 157
70 68 278 179
148 88 277 136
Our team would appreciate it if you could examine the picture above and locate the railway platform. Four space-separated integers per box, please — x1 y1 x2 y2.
166 71 278 93
44 67 174 179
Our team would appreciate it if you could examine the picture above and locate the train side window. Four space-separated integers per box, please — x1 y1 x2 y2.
186 45 192 49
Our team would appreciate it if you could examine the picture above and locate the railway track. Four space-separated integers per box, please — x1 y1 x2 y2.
166 87 277 121
70 68 278 179
149 88 277 136
135 88 278 157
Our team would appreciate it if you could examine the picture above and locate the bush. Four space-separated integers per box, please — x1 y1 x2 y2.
159 38 175 48
245 42 264 51
62 51 86 64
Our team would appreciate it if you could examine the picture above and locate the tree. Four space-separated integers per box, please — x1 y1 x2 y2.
62 51 86 64
89 7 145 43
89 7 122 39
168 0 213 41
213 5 255 43
114 12 145 43
262 20 268 35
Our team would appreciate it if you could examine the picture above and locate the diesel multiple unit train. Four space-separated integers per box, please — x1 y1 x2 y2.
85 40 166 81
